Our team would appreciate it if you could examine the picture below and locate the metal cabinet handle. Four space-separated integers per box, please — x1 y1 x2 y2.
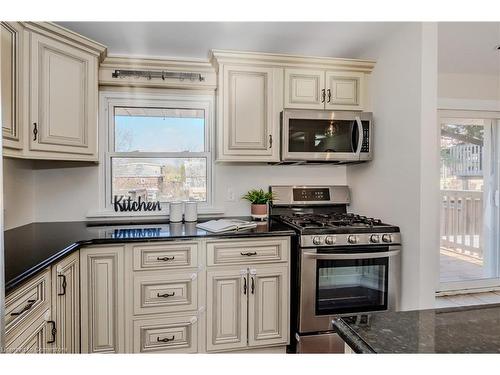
251 276 255 294
157 256 175 261
157 336 175 343
10 299 36 316
57 274 67 296
47 320 57 344
243 277 247 295
321 89 326 103
269 134 273 149
33 123 38 141
240 251 257 256
327 89 331 103
157 292 175 298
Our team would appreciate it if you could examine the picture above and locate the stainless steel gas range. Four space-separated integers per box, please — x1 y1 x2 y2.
269 185 401 353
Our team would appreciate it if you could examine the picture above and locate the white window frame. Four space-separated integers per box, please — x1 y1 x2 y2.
95 90 216 217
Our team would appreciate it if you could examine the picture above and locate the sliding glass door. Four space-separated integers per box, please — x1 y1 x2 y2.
439 114 500 292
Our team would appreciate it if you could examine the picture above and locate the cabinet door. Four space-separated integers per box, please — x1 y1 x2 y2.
29 31 97 156
248 264 289 348
52 252 80 353
1 22 23 150
80 246 125 353
284 68 325 109
325 71 364 110
206 268 248 352
219 64 281 162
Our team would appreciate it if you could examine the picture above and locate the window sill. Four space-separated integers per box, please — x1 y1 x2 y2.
86 206 225 221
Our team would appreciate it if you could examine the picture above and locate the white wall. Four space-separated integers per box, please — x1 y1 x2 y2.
3 158 35 230
347 23 439 310
4 159 346 223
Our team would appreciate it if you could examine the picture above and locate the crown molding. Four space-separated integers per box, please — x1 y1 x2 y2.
210 49 376 73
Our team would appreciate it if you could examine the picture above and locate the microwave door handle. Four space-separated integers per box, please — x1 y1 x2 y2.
302 249 401 260
354 116 363 157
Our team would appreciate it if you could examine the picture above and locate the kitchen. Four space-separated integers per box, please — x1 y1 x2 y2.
2 1 500 373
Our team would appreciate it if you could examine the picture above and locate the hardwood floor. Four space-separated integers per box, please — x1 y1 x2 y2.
436 291 500 308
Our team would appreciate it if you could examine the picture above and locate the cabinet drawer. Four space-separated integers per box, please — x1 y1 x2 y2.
133 315 198 353
133 271 198 315
207 237 289 266
5 269 51 333
132 242 198 270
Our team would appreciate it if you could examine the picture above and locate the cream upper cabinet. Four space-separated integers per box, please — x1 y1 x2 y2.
2 22 105 161
248 265 289 348
213 55 282 162
206 267 248 352
325 70 364 110
29 32 98 157
52 252 80 353
1 22 23 150
80 246 125 354
283 68 368 111
284 68 325 110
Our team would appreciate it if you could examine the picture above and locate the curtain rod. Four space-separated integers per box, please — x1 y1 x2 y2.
112 69 205 82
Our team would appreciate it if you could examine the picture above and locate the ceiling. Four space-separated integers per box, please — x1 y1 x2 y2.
58 22 500 76
438 22 500 75
57 22 403 60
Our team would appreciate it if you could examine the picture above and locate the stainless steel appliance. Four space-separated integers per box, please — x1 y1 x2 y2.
269 185 401 353
281 110 372 163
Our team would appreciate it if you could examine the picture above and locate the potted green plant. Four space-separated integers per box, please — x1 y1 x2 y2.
242 189 274 220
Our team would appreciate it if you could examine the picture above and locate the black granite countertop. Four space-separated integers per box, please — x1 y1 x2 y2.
333 304 500 353
4 218 295 293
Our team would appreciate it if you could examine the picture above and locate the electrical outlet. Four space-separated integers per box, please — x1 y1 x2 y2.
226 188 235 202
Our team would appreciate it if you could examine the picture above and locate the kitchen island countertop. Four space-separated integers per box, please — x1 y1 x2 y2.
332 303 500 353
4 218 295 293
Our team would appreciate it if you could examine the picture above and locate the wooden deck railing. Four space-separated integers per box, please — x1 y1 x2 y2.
440 190 483 258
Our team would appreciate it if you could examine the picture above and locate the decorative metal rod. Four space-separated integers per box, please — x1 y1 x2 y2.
111 69 205 82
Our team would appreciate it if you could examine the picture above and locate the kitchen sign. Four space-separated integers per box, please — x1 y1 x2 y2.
113 195 162 212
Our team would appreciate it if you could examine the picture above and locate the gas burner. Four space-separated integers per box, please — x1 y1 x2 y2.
279 212 386 231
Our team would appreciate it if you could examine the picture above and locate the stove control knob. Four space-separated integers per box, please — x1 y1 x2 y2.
325 236 336 245
312 236 323 245
382 234 392 243
370 234 380 243
347 235 358 244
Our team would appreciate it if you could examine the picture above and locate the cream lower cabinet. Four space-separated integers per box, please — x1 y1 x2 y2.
248 265 289 347
205 237 290 352
206 267 248 351
51 252 80 353
80 245 126 353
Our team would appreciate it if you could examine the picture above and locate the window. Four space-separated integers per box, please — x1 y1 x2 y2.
100 92 214 213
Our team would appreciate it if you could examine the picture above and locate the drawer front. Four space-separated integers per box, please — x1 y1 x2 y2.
133 271 198 315
133 242 198 270
133 316 198 353
207 237 289 266
5 269 51 332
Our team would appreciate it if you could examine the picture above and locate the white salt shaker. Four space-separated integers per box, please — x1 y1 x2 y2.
169 201 183 223
184 201 198 222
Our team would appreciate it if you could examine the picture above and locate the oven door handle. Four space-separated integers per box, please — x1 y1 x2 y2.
354 116 363 157
302 249 400 260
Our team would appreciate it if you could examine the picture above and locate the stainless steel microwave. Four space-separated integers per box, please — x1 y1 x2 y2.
281 110 373 163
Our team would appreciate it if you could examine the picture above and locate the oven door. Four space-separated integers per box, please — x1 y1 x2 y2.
281 110 372 162
299 246 400 333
